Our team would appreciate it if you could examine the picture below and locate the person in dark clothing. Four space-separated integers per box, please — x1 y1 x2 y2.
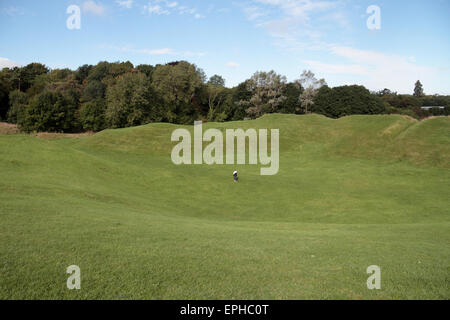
233 170 238 182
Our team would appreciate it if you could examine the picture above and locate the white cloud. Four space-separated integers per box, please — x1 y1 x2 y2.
166 2 178 8
319 11 350 29
1 6 24 16
305 46 437 93
303 60 369 76
143 1 203 18
116 0 133 9
238 0 341 52
329 46 432 80
243 6 267 21
141 48 175 55
147 5 170 15
177 6 196 15
227 61 240 68
0 57 21 69
101 44 205 57
235 1 447 94
82 1 105 15
254 0 336 21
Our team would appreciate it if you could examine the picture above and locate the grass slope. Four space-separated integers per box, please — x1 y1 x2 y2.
0 114 449 299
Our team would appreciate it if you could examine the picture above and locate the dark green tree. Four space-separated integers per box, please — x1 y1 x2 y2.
136 64 155 80
0 72 12 120
82 80 106 102
18 63 49 92
414 80 424 97
19 91 78 132
229 81 252 120
78 99 107 131
75 64 93 84
313 85 385 118
6 90 28 124
281 82 303 114
208 75 225 86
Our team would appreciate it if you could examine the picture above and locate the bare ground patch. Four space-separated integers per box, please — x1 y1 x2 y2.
0 122 20 134
30 131 95 140
0 122 95 139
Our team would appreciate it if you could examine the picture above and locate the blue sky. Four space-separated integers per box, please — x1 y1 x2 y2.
0 0 449 94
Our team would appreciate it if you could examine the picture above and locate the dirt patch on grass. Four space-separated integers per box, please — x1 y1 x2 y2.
31 131 95 140
0 122 95 139
0 122 20 134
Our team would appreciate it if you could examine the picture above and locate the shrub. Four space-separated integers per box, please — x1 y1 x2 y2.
313 85 385 118
383 103 419 119
381 94 421 109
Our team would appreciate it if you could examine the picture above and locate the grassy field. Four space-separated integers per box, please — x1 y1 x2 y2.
0 114 449 299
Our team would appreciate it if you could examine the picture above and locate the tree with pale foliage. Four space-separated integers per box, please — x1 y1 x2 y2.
298 70 326 114
240 70 287 118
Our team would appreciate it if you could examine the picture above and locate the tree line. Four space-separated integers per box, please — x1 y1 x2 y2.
0 61 448 133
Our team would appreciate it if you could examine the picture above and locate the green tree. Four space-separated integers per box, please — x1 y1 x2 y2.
87 62 110 82
0 72 12 120
108 61 134 78
376 88 396 96
14 63 49 92
152 61 205 123
280 82 303 114
205 75 228 121
82 80 106 102
208 75 225 86
78 99 107 131
49 69 73 82
105 72 159 128
19 91 78 132
6 90 28 124
136 64 155 80
26 74 49 98
228 81 252 121
75 64 93 84
414 80 424 97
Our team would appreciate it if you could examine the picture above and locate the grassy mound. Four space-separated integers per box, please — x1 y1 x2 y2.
0 114 449 299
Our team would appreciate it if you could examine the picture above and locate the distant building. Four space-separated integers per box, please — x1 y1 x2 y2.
421 106 445 111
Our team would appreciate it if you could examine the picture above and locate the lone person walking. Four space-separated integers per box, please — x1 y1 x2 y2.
233 170 238 182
